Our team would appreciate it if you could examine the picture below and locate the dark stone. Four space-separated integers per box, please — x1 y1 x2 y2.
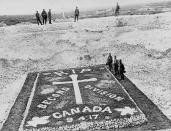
80 57 83 60
84 55 91 61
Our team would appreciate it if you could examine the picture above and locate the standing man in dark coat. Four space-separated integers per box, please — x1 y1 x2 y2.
107 53 113 71
118 59 125 80
35 11 42 25
115 2 120 16
48 9 52 24
41 9 47 25
113 56 119 75
74 6 79 22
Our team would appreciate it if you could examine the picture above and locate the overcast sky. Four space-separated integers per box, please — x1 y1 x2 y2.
0 0 169 15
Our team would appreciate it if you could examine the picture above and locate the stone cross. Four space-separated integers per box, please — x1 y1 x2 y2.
53 72 97 104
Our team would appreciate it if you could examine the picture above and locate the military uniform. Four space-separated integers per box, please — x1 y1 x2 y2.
35 12 42 25
118 60 125 80
107 54 113 71
113 59 119 75
74 8 79 22
115 3 120 16
41 10 47 24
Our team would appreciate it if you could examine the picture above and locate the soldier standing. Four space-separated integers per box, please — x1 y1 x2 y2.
35 11 42 25
113 56 119 75
107 53 113 71
41 9 47 25
48 9 52 24
118 59 125 80
115 2 120 16
74 6 79 22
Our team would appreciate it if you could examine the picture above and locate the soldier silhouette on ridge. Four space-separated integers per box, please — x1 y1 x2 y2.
74 6 79 22
35 11 42 25
41 9 47 24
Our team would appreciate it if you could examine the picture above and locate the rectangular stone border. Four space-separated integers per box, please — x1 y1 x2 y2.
105 67 146 116
21 66 148 130
19 73 40 131
1 64 171 131
23 114 147 131
1 73 37 131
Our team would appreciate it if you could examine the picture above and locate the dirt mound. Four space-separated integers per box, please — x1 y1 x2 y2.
162 48 171 57
0 58 10 68
0 22 7 27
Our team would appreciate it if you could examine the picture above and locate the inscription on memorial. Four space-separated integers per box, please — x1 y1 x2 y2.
20 66 147 131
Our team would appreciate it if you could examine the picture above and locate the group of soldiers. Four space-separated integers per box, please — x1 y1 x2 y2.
35 9 52 25
35 7 80 25
35 2 119 25
106 53 126 80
